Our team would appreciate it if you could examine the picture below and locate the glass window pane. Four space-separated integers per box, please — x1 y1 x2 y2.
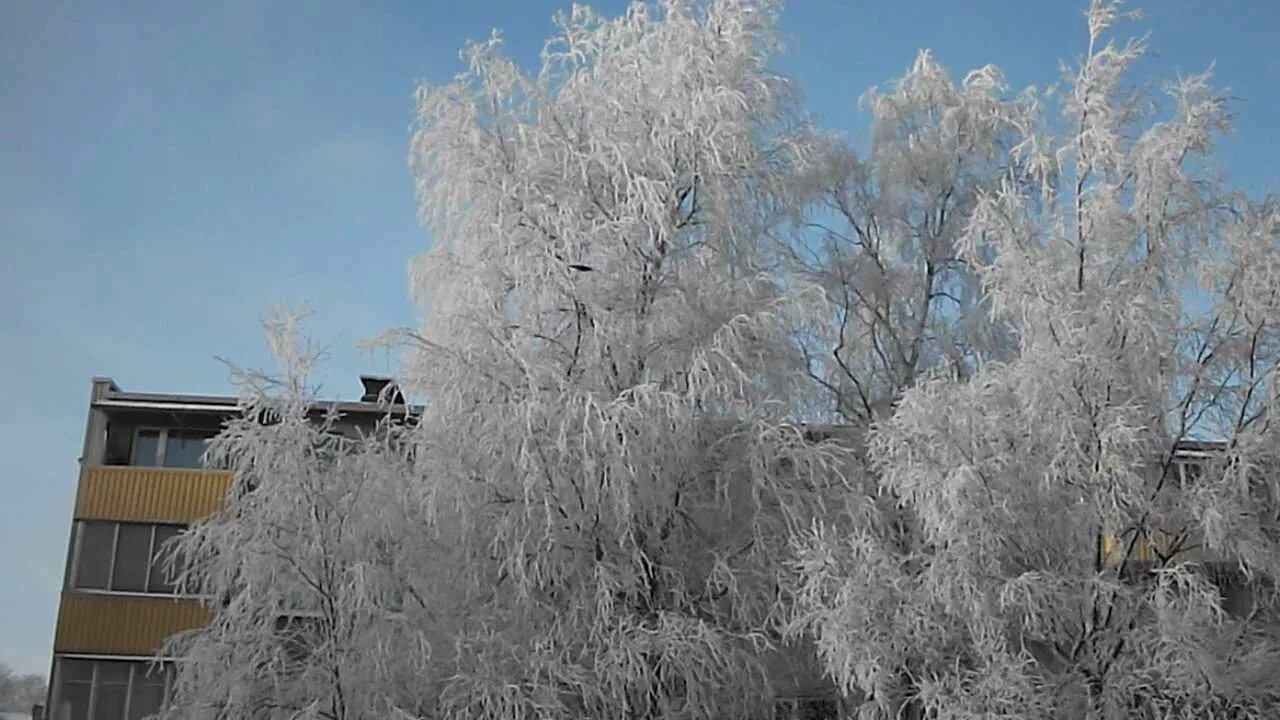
149 525 183 593
74 522 115 590
60 658 95 683
112 524 152 592
138 661 170 683
1181 460 1204 485
275 615 321 663
94 680 128 720
133 430 162 467
164 431 213 469
129 673 166 720
97 660 132 684
58 681 91 720
798 698 839 720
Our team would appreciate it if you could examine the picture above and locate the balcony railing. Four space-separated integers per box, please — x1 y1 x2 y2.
53 593 212 656
1100 529 1216 567
75 466 233 524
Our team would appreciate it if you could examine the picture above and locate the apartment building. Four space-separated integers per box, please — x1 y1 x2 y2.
46 376 405 720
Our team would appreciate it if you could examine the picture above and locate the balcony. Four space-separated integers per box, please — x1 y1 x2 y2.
53 593 212 656
75 466 233 524
1100 529 1215 567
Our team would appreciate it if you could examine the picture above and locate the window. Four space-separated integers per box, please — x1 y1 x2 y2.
131 428 218 469
775 697 840 720
71 521 187 595
113 524 152 592
274 614 324 664
275 584 325 620
1176 459 1205 486
132 431 162 467
94 662 129 720
57 659 93 720
148 525 183 593
313 431 358 465
165 430 213 468
53 659 173 720
74 522 115 590
129 664 169 720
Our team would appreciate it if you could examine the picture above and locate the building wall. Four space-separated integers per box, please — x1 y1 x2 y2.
46 378 399 720
49 411 231 720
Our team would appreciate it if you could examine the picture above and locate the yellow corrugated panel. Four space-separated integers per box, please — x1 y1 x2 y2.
1101 530 1202 566
1101 533 1152 565
1101 533 1117 562
53 594 213 655
75 467 233 523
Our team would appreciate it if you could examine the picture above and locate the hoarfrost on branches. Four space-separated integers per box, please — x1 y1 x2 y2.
791 2 1280 718
158 311 447 719
153 1 1280 719
161 2 851 719
402 1 848 717
784 48 1036 425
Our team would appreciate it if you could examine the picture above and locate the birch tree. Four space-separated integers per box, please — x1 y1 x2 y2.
0 664 46 713
786 50 1033 425
791 2 1280 718
158 312 455 720
399 1 851 717
162 2 847 719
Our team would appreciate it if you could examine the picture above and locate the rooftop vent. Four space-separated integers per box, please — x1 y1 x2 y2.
359 375 404 405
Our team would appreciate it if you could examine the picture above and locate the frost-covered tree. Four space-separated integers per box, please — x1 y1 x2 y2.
156 1 1280 718
399 1 849 717
777 54 1046 677
158 312 454 720
162 2 849 719
791 2 1280 718
786 50 1033 425
0 663 46 713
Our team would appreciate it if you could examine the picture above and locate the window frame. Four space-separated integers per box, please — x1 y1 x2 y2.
52 656 175 720
774 695 842 720
130 426 218 469
129 427 166 467
69 520 188 596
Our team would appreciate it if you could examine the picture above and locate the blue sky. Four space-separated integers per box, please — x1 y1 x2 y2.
2 0 1275 675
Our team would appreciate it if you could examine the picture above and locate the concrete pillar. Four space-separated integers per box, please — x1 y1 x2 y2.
79 377 116 467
